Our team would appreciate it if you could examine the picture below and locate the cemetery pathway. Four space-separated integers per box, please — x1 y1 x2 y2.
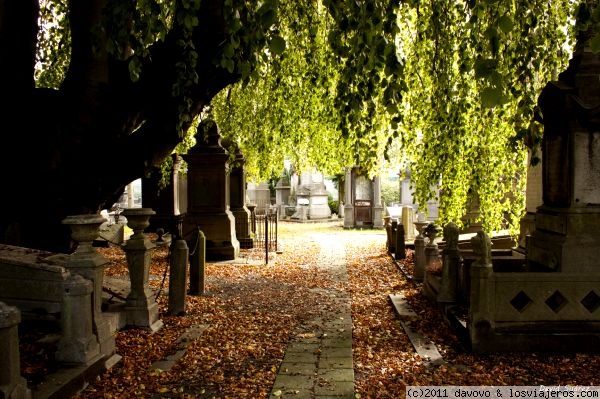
269 230 356 399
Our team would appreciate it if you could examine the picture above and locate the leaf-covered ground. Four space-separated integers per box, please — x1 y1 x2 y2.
21 222 600 398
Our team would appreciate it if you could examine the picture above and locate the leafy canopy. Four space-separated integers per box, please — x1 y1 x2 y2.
35 0 581 234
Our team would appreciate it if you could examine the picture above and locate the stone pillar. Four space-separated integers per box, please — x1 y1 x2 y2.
189 229 206 295
395 223 406 260
413 221 428 282
468 230 494 351
343 167 354 228
56 274 100 364
182 120 240 260
168 215 188 316
401 206 416 241
0 302 31 399
247 204 257 236
229 148 253 249
122 208 163 332
62 214 116 359
438 222 460 303
373 175 384 228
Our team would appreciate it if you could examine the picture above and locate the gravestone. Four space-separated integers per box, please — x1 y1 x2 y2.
182 120 240 261
528 24 600 273
227 144 253 249
292 171 331 220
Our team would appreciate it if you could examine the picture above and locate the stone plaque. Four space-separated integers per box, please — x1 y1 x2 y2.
573 131 600 206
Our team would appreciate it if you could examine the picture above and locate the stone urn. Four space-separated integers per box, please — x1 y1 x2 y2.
121 208 155 239
414 221 429 239
424 223 442 246
62 214 107 257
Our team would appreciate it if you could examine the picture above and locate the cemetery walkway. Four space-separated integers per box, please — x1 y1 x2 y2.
268 229 356 399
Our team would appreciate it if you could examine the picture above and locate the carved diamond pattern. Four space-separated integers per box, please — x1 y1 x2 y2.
545 290 568 313
581 291 600 313
510 291 532 313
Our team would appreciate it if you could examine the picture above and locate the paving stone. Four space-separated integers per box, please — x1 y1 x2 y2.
314 380 354 397
282 351 318 364
317 368 354 382
271 374 316 390
322 337 352 348
318 356 353 369
277 362 316 376
321 347 353 358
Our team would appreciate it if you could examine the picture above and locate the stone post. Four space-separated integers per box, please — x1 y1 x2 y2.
390 220 397 254
189 229 206 295
56 274 100 364
168 215 188 316
395 223 406 260
247 204 257 236
62 214 116 360
438 222 460 303
343 167 354 228
413 221 428 282
122 208 163 332
0 302 31 399
373 175 384 228
468 230 494 351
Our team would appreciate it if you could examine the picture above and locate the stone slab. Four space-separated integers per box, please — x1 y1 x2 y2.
389 293 444 365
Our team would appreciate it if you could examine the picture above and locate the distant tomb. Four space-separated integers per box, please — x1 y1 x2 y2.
343 167 383 228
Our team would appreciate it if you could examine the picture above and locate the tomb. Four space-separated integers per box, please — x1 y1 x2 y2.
182 120 240 261
343 167 383 228
291 171 331 221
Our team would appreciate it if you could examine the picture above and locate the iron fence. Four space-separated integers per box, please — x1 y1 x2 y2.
252 208 278 263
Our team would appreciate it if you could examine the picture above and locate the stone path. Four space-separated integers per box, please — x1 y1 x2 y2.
269 234 355 399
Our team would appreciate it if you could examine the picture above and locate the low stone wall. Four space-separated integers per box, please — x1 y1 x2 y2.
0 244 69 315
470 267 600 352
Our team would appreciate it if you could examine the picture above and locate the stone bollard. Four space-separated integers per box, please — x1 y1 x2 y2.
122 208 163 332
438 222 460 303
395 223 406 260
0 302 31 399
189 229 206 295
56 274 100 364
389 220 398 254
168 218 189 315
413 221 428 282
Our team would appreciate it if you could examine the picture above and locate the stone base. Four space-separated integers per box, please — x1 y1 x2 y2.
238 237 254 249
184 211 240 261
470 325 600 353
125 301 163 332
528 206 600 272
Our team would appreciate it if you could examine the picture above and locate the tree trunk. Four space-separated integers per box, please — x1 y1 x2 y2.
0 0 237 252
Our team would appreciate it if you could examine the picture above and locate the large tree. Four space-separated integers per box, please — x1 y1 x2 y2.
0 0 584 251
0 0 287 251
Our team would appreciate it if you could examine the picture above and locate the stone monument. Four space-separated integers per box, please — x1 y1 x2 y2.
183 120 240 260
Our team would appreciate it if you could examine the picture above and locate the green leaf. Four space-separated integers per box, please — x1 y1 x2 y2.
591 33 600 54
261 10 277 27
474 58 497 78
498 15 514 34
480 87 502 108
269 35 286 55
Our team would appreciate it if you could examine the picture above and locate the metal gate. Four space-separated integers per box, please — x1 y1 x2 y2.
252 209 278 263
